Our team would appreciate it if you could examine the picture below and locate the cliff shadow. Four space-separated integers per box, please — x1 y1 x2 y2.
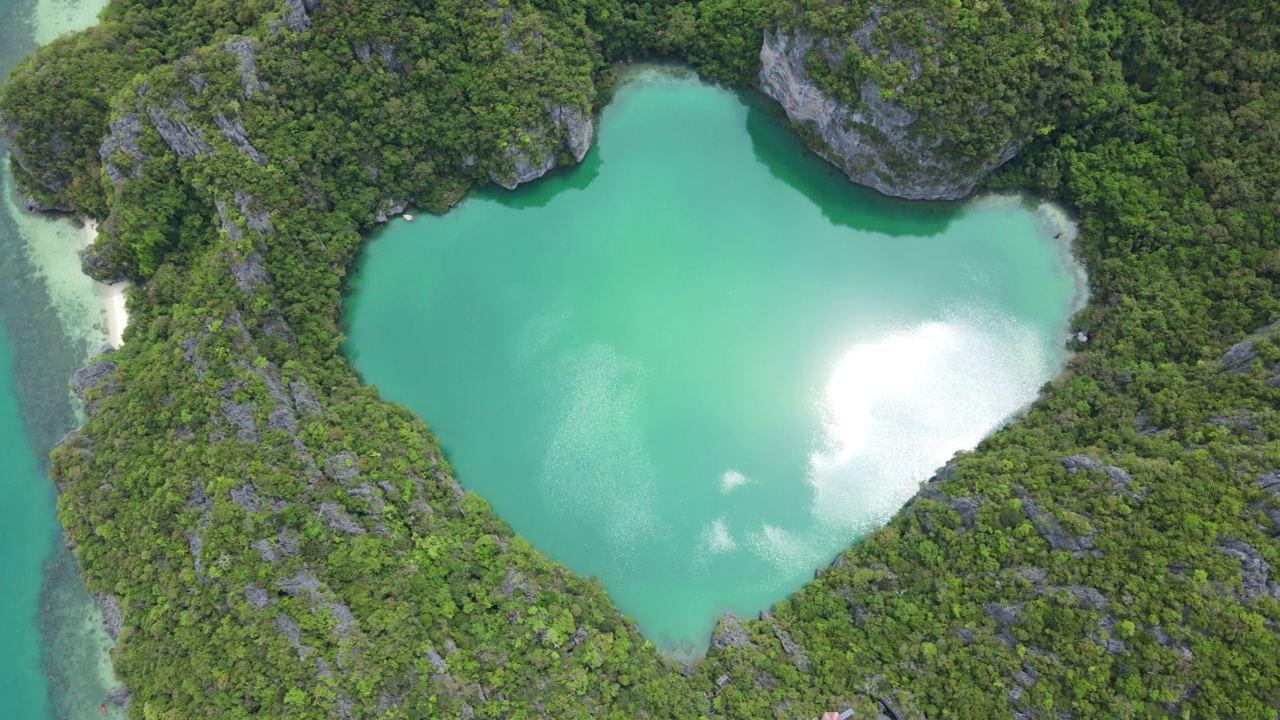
478 145 604 211
739 90 964 238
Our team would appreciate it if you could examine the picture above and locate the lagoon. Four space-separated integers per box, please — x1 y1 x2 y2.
344 70 1083 654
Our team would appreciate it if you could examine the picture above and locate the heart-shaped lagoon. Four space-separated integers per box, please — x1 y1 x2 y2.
343 68 1084 656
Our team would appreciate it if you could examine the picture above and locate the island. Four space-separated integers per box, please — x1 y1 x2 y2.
1 0 1277 717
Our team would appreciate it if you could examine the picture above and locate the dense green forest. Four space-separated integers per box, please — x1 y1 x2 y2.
2 0 1279 717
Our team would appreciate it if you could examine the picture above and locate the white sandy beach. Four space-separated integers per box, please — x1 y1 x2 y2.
82 220 128 348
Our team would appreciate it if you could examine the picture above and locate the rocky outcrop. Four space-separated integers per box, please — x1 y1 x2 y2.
488 104 594 190
214 114 268 165
1216 538 1280 600
280 0 312 33
549 104 593 163
1019 495 1094 555
94 593 124 641
99 113 147 185
710 612 752 651
759 27 1015 200
224 37 267 99
950 496 981 527
147 99 210 158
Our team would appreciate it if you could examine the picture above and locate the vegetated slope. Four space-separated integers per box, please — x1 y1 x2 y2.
7 1 695 718
1 0 1279 719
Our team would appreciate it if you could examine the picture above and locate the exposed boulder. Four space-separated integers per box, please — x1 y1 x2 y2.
1221 340 1257 372
759 28 1015 200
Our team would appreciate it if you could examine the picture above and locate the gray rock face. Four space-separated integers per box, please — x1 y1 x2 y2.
1060 455 1102 473
82 241 128 283
94 593 124 641
291 381 322 416
950 496 981 526
549 104 593 163
224 37 267 99
758 27 1015 200
99 113 146 185
1020 495 1094 555
770 624 810 669
235 191 274 235
106 687 130 708
324 451 361 483
73 360 116 397
221 400 259 442
244 584 273 609
425 645 448 674
147 99 210 158
1221 340 1257 371
710 612 752 651
1063 585 1109 612
281 0 311 33
214 114 268 165
490 134 557 190
275 614 311 658
215 201 243 241
1258 470 1280 495
319 502 366 534
1216 538 1280 600
231 252 271 294
489 103 594 189
373 198 407 224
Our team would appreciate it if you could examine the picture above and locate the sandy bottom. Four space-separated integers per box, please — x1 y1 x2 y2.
30 0 102 45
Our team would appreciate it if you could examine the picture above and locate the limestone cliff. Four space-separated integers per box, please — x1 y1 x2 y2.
488 103 594 190
759 27 1016 201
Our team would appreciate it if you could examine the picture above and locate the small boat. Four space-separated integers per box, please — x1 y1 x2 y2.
403 214 415 221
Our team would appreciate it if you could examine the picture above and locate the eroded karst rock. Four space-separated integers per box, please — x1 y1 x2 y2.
759 27 1015 200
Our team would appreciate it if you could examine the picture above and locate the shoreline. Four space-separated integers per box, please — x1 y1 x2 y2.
82 220 128 349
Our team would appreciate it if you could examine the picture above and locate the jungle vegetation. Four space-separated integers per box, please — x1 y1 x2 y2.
1 0 1278 717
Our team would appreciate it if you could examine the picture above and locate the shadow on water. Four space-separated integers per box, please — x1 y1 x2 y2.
467 67 966 235
478 144 605 211
738 89 964 238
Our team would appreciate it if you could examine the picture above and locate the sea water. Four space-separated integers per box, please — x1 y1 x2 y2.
346 70 1085 654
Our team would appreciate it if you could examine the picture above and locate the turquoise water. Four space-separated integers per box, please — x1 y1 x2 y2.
0 325 54 720
0 0 121 716
344 70 1083 654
